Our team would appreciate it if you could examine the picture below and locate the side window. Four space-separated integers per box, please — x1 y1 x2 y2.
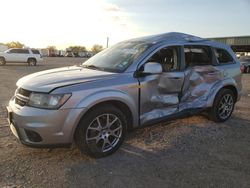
18 49 29 54
9 49 19 53
214 48 233 64
15 49 23 54
184 46 211 67
31 49 40 54
147 46 180 72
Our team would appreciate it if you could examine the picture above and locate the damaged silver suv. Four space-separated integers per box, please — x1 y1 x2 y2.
7 32 242 157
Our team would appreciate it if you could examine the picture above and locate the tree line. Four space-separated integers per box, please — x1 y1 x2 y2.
3 41 104 53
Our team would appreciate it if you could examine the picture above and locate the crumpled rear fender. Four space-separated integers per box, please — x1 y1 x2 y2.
206 78 239 107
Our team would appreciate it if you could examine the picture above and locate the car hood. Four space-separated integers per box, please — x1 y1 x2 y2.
17 66 116 92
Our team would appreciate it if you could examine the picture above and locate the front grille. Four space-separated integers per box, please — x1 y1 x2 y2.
14 88 31 107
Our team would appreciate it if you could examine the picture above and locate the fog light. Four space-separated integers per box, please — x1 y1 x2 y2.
25 129 42 142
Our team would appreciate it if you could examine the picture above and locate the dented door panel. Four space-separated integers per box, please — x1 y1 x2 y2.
179 65 223 110
139 72 184 125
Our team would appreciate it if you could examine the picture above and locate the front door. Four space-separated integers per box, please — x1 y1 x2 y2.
5 49 20 62
138 46 185 125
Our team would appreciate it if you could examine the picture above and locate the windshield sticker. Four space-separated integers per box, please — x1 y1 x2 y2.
121 49 139 54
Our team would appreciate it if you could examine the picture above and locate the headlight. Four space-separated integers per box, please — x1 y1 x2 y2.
28 93 71 109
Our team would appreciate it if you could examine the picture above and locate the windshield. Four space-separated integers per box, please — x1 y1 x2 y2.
82 41 152 73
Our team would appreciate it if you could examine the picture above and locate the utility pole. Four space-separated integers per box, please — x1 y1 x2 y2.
106 37 109 48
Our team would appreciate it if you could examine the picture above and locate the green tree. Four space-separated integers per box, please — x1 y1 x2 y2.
47 46 57 51
91 44 103 54
6 41 24 48
68 45 87 53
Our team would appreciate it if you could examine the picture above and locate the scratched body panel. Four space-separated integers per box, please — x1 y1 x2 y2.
179 65 223 110
139 72 184 125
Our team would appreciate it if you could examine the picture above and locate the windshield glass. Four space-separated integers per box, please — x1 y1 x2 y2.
82 41 152 73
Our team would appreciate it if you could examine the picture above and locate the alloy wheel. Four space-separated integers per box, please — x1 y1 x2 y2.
86 114 122 153
218 94 234 120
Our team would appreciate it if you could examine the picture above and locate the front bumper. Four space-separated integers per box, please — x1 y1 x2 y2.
6 99 86 147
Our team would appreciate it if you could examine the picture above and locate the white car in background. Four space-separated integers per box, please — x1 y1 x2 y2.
0 48 43 66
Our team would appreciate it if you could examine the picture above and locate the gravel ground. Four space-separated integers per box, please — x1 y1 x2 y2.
0 58 250 188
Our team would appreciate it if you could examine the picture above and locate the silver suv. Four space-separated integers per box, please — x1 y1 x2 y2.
7 33 242 157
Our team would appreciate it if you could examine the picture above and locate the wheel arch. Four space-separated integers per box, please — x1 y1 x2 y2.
70 89 139 142
0 56 6 61
208 83 238 107
27 57 37 62
221 85 238 101
72 99 135 143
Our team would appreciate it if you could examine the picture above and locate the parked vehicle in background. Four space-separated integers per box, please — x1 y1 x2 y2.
48 49 58 57
6 32 242 158
58 50 66 57
0 48 43 66
40 49 49 57
64 52 75 57
239 56 250 73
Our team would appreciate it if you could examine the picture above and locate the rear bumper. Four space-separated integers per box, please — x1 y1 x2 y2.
36 58 43 63
7 99 87 146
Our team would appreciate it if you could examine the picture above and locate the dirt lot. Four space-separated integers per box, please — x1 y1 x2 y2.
0 58 250 188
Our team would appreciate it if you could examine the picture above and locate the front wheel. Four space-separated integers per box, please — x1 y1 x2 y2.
0 57 6 65
75 105 127 158
209 89 235 122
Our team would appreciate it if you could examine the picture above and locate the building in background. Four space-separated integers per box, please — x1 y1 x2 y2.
209 36 250 57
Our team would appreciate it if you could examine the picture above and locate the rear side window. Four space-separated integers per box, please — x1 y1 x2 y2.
214 48 234 64
16 49 29 54
31 49 40 54
184 46 211 67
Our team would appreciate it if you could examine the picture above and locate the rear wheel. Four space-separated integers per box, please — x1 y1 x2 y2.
0 57 6 65
75 105 127 158
247 66 250 73
209 89 235 122
27 58 37 66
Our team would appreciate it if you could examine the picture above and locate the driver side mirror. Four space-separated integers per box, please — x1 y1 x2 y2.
143 62 162 74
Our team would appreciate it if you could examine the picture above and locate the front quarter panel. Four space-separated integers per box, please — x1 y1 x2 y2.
51 73 139 128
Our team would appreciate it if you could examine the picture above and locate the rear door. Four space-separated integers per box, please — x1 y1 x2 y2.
17 49 29 62
138 46 185 125
179 45 223 110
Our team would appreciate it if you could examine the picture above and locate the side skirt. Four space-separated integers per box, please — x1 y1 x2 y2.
139 108 208 128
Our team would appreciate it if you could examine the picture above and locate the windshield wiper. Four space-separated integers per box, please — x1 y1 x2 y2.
82 64 102 70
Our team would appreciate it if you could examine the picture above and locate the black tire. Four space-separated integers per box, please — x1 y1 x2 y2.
27 58 37 66
209 89 235 122
75 105 127 158
247 66 250 73
0 57 6 65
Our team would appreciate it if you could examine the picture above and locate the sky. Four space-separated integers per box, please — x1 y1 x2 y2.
0 0 249 50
